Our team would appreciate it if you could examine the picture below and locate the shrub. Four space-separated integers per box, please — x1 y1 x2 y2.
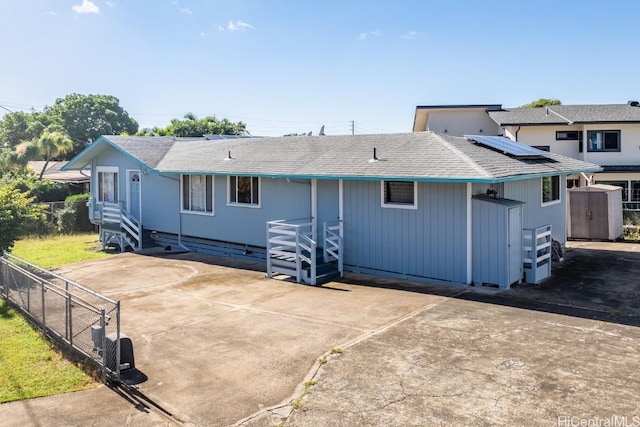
57 194 93 234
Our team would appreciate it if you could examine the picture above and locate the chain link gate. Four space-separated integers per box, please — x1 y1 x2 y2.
0 251 124 383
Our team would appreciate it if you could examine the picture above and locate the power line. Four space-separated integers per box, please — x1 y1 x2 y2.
0 104 14 113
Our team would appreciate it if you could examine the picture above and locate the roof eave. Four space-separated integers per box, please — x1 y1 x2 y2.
62 135 154 172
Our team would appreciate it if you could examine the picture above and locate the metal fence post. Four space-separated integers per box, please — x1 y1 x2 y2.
100 308 107 382
68 294 73 347
41 283 46 327
116 301 121 379
27 277 30 312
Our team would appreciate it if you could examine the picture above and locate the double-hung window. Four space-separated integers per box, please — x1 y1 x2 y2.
97 166 118 203
228 176 260 207
587 130 620 152
381 181 417 209
541 176 560 205
182 175 213 214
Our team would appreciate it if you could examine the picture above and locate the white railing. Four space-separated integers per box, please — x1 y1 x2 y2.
323 220 343 277
99 202 141 251
266 218 316 285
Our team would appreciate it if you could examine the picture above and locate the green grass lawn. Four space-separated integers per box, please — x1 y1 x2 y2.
0 300 96 403
11 233 109 269
0 233 109 402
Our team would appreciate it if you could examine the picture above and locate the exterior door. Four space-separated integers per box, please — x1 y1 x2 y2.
508 206 523 285
127 170 141 220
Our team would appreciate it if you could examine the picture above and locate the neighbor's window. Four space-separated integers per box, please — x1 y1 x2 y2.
381 181 417 209
97 167 118 203
587 130 620 152
181 175 213 214
556 131 583 141
532 145 550 152
597 181 628 201
228 176 260 206
541 176 560 205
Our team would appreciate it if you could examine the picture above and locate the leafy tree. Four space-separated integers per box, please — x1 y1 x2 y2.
520 98 562 108
0 111 49 148
45 93 139 155
15 130 74 179
138 113 247 137
0 182 42 252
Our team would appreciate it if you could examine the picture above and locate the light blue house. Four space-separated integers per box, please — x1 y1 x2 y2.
63 132 601 288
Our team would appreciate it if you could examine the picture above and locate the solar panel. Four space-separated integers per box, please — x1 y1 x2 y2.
464 135 547 158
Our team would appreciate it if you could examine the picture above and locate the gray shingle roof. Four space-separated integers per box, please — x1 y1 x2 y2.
104 136 204 168
97 132 600 183
489 104 640 125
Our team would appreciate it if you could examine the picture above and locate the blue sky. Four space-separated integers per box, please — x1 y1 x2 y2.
1 0 639 136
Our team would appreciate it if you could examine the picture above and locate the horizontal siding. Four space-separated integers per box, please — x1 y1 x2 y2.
504 176 567 244
343 181 468 284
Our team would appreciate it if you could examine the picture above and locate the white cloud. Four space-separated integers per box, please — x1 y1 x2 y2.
72 0 100 14
400 31 419 40
225 20 254 32
180 8 192 15
44 10 56 16
218 25 225 32
359 30 381 40
105 1 115 6
200 32 206 38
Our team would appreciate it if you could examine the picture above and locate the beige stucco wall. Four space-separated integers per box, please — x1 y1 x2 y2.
504 123 640 166
424 110 500 136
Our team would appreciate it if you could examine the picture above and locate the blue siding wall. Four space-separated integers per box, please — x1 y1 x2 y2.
142 174 180 231
93 145 141 207
179 176 311 247
343 181 468 284
504 177 567 244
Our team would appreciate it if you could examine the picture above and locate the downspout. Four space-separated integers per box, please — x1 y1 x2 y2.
514 126 521 142
466 183 472 285
164 174 191 251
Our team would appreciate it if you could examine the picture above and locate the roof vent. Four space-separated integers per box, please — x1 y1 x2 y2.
628 100 640 107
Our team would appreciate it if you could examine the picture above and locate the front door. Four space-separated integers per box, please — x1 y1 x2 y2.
127 170 141 220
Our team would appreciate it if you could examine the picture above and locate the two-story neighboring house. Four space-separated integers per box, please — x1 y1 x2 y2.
413 102 640 203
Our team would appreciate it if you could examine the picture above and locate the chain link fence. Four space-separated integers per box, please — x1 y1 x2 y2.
0 252 123 382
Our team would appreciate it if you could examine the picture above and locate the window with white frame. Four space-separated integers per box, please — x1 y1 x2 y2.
181 175 213 214
381 181 417 209
587 130 620 152
97 167 118 203
228 176 260 206
541 176 560 205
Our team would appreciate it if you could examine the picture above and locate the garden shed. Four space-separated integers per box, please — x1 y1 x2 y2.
568 184 623 240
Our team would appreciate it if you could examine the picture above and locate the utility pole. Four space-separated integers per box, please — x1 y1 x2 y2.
350 120 355 135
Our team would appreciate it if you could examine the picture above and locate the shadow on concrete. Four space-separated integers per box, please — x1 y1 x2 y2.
132 242 640 328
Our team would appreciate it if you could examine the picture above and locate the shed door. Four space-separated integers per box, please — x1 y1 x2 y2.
588 192 609 239
570 192 590 238
508 206 523 285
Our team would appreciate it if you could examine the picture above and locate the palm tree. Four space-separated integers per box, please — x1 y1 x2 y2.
16 130 74 180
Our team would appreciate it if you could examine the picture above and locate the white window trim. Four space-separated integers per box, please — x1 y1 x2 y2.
96 166 119 203
380 181 418 210
227 176 262 208
541 176 561 207
180 174 215 216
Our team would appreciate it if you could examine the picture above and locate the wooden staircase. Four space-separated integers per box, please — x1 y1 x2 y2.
266 219 343 286
97 202 147 252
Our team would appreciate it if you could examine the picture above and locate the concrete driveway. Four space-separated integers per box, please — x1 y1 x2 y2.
0 250 458 426
1 242 639 426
